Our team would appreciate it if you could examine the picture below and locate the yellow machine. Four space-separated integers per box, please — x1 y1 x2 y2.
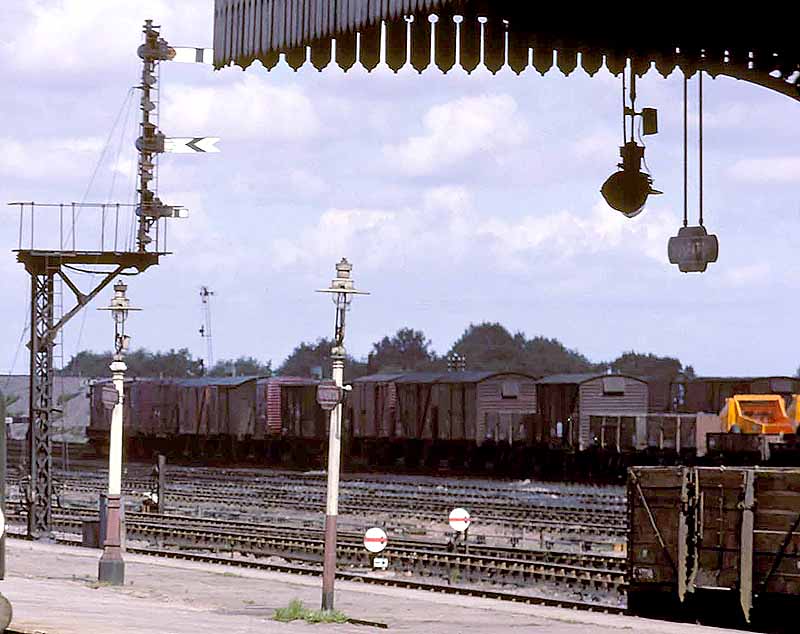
720 394 796 435
789 395 799 427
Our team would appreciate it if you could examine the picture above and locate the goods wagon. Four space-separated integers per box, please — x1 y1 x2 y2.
88 375 322 461
535 374 697 479
681 376 800 415
628 466 800 629
348 371 537 470
86 370 800 476
536 374 649 449
260 376 327 464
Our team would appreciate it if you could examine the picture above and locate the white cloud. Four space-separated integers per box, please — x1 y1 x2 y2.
288 169 329 196
476 200 675 270
0 0 181 75
571 130 621 160
111 157 136 178
384 94 529 176
161 75 321 142
722 262 771 287
162 189 264 276
271 186 676 274
728 157 800 184
0 135 105 180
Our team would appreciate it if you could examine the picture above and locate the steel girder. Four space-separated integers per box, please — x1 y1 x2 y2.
28 269 55 538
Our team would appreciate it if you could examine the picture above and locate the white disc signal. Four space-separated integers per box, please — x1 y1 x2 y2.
363 527 388 553
449 507 472 533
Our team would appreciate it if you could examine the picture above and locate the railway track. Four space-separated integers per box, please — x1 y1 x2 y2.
8 504 625 591
16 470 627 537
5 528 626 613
46 468 627 503
9 462 626 505
7 461 629 610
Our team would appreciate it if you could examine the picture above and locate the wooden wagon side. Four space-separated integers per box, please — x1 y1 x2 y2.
627 466 691 617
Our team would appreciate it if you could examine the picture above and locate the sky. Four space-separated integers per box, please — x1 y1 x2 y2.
1 0 799 377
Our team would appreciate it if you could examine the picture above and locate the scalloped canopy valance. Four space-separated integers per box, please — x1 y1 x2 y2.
213 1 799 101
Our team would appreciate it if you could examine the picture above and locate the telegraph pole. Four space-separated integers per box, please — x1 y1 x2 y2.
199 286 215 371
316 259 369 612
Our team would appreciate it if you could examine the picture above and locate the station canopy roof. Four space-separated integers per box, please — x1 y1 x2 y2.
213 1 800 100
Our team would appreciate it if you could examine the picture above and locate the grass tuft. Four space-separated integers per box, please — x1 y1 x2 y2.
273 599 348 624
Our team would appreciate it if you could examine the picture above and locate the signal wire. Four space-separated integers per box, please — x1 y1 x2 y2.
2 302 30 388
65 87 135 238
62 82 137 368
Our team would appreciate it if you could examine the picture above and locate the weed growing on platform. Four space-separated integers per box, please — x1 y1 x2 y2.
273 599 347 624
87 581 114 589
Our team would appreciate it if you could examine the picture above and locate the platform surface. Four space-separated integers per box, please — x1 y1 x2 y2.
2 540 751 634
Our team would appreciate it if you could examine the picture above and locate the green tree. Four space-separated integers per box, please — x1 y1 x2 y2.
278 338 367 382
521 336 597 376
446 323 601 375
447 322 525 371
609 351 685 382
209 357 272 377
369 328 436 372
61 348 204 378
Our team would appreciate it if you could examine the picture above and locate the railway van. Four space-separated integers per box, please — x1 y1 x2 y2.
349 371 538 470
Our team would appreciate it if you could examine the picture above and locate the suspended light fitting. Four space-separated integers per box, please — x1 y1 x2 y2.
667 71 719 273
601 67 661 218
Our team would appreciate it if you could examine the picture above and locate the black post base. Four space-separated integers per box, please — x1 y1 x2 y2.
98 554 125 585
0 592 12 630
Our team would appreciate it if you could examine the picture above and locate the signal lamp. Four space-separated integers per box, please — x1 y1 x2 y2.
641 108 658 135
601 142 662 218
667 225 719 273
137 41 173 62
136 198 189 219
135 124 165 153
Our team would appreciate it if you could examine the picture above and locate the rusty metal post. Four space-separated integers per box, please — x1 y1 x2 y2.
739 469 755 623
0 388 6 578
156 454 166 514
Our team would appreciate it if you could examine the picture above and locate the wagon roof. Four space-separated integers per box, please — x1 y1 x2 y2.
352 373 408 383
537 373 646 386
177 375 265 387
264 375 320 386
355 371 535 385
688 375 798 383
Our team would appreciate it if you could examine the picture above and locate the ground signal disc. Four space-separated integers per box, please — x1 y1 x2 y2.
363 527 388 553
449 507 471 532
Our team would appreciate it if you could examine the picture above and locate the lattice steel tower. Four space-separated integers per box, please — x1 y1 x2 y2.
10 20 211 538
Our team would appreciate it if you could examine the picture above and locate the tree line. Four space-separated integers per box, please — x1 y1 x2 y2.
61 322 693 383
